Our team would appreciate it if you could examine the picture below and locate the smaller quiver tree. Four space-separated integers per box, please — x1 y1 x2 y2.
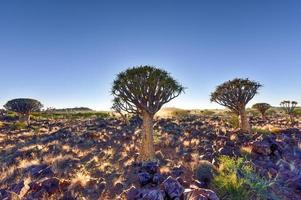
4 98 43 125
211 78 262 133
280 100 298 124
252 103 271 120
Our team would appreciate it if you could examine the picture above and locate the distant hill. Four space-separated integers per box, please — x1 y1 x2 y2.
48 107 94 113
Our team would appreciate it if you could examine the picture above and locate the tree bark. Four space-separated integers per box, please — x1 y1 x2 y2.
239 108 251 133
20 114 30 125
140 111 155 160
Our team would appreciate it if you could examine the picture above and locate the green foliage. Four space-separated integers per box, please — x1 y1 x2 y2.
112 66 184 115
211 78 262 114
213 156 270 200
266 108 277 117
200 109 216 116
10 121 28 130
4 98 43 114
170 109 191 118
224 114 240 129
31 111 109 120
246 108 260 117
295 108 301 116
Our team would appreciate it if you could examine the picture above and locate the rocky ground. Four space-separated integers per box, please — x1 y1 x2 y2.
0 115 301 200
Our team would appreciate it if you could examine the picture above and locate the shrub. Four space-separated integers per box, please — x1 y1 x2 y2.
200 110 216 116
195 160 216 188
170 109 191 118
211 78 262 132
225 114 240 129
10 121 28 130
213 156 270 200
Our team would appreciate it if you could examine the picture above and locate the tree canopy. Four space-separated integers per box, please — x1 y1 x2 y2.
4 98 43 114
211 78 262 114
111 66 184 115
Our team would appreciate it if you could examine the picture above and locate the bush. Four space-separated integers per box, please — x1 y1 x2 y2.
171 109 191 118
200 110 216 116
213 156 270 200
225 114 240 129
195 160 216 187
295 108 301 117
10 122 28 130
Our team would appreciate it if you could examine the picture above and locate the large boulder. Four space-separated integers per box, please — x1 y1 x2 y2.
183 188 219 200
251 141 271 156
162 176 184 199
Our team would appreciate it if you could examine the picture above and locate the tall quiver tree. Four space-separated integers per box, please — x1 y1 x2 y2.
280 100 298 123
252 103 271 120
112 66 184 160
4 98 43 125
211 78 262 133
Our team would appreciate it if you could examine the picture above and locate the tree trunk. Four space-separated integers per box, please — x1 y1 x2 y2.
140 111 155 161
239 108 251 133
20 114 30 125
261 112 266 120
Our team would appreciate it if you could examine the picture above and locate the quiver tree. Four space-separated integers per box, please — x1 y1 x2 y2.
211 78 262 132
4 98 43 125
280 100 298 123
252 103 271 120
111 66 184 160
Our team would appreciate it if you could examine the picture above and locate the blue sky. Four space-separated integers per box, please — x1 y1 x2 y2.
0 0 300 110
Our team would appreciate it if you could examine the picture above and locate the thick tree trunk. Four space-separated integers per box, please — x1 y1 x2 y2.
261 112 266 120
140 111 155 161
239 108 251 133
20 114 30 125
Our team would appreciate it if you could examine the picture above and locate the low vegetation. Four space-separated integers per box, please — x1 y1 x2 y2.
213 156 270 200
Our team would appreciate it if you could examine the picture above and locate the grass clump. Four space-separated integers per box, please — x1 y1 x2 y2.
10 121 28 130
213 156 270 200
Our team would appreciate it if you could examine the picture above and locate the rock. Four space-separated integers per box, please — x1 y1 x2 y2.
126 186 165 200
218 146 233 156
142 161 159 174
152 173 164 185
184 188 219 200
10 180 30 197
171 165 185 177
251 141 271 156
138 172 152 186
26 164 54 178
162 176 184 199
41 177 60 195
286 175 301 193
125 186 139 200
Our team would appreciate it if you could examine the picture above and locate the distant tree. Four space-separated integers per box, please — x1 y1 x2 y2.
211 78 262 132
4 98 43 125
112 66 184 160
252 103 271 120
280 100 298 123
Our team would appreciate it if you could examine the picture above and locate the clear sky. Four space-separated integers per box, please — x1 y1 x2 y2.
0 0 300 110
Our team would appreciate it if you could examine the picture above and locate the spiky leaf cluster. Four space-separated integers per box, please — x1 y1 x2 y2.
252 103 271 114
211 78 262 114
4 98 43 114
111 66 184 115
280 100 298 115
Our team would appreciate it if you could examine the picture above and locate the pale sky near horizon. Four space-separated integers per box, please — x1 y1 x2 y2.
0 0 300 111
